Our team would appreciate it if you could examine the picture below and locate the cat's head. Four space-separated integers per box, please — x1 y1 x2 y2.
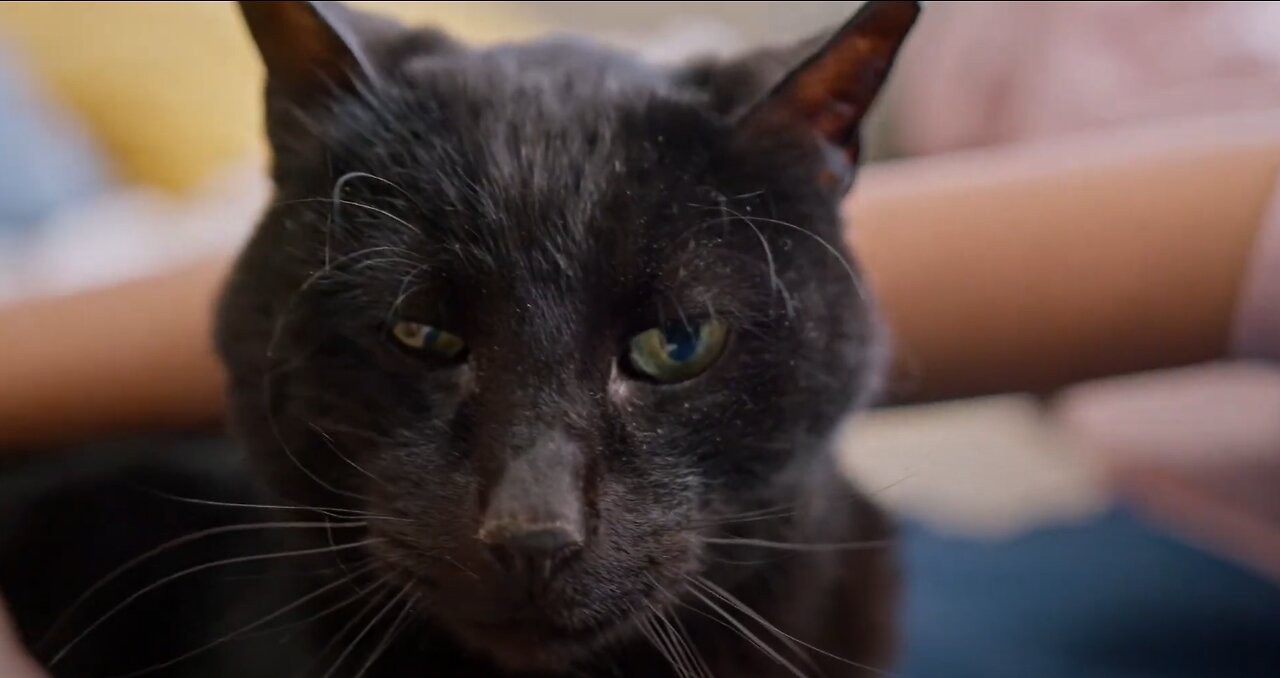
217 0 918 670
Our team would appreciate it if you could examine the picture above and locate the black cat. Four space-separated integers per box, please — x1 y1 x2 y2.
1 1 921 676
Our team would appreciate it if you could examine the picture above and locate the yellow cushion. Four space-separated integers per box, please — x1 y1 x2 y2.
0 1 544 193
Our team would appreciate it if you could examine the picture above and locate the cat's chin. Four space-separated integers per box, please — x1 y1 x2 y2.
448 612 636 672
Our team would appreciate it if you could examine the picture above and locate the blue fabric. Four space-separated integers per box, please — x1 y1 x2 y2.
897 508 1280 678
0 38 110 235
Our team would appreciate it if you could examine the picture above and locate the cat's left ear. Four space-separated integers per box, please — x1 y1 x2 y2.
238 1 398 102
733 0 920 194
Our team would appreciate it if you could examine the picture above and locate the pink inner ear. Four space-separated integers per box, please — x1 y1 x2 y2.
813 101 861 146
241 0 366 99
735 0 918 179
788 37 896 145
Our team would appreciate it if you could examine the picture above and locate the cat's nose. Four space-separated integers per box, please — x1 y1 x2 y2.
480 523 584 575
478 428 587 577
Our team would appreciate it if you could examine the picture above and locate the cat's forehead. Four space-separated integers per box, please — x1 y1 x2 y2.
403 39 679 107
381 42 716 174
320 45 731 261
282 34 825 318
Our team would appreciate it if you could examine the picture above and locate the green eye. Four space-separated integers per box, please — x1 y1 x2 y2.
392 321 466 360
627 319 729 383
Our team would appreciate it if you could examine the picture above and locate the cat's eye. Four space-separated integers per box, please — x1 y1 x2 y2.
391 321 466 360
626 319 728 383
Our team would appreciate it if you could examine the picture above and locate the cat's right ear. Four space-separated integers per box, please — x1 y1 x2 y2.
721 1 919 195
238 0 394 103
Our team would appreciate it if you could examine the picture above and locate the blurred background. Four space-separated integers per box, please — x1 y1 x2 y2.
0 2 1278 677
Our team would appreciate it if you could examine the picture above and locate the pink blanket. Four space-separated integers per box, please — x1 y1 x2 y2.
893 1 1280 156
892 1 1280 578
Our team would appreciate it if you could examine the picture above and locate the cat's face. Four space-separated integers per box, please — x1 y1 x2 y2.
217 0 917 671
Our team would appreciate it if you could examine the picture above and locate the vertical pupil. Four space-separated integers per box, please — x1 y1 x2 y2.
663 324 699 362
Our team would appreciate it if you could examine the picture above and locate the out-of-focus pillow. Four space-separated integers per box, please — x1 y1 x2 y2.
0 38 109 234
0 2 545 194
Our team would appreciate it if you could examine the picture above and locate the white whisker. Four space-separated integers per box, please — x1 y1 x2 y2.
680 585 809 678
701 536 890 553
693 576 889 676
321 583 412 678
141 489 409 522
668 603 716 678
50 538 381 666
297 579 393 678
352 591 419 678
38 521 367 654
308 422 390 488
637 610 692 678
109 562 379 677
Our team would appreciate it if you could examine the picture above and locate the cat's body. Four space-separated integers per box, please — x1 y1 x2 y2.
1 2 920 676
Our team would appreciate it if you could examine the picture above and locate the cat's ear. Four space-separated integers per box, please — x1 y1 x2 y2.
237 0 404 103
731 0 920 194
676 34 828 120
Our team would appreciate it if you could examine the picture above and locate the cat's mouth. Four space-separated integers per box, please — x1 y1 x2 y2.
450 612 636 670
368 523 688 668
465 615 610 641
